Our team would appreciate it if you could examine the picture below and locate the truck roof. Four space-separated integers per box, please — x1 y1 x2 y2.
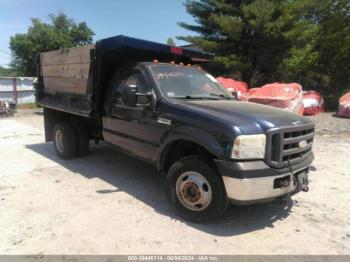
37 35 214 119
96 35 214 63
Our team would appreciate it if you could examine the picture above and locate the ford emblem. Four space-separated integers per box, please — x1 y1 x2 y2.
298 140 308 148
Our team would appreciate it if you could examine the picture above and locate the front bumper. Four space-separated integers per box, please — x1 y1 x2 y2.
215 153 314 204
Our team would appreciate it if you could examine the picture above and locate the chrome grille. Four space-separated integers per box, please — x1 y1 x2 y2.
266 123 315 168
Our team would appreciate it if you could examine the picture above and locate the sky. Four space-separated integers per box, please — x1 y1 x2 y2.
0 0 197 67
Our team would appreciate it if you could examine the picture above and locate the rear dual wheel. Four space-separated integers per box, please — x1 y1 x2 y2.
53 122 89 159
72 122 90 157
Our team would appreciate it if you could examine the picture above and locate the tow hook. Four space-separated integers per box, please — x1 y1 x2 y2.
300 184 309 192
297 173 309 192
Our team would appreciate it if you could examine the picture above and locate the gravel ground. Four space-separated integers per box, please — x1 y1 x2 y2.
0 111 349 255
307 113 350 135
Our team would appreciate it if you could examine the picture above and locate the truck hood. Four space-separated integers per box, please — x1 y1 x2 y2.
177 100 310 134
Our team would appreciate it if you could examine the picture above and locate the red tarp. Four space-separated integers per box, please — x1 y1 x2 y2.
216 77 249 100
338 91 350 117
241 83 304 115
302 91 324 115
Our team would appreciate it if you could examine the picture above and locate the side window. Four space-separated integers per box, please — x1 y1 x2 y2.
112 70 150 106
126 73 147 93
111 68 133 105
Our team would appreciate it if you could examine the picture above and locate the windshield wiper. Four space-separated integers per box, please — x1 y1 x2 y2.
172 95 220 100
206 93 233 100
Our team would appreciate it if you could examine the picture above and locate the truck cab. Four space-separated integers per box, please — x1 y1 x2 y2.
37 35 314 222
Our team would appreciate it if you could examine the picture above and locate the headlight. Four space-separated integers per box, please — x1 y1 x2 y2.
231 134 266 159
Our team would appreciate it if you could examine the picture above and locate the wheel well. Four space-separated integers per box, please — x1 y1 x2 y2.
160 140 217 173
43 108 97 142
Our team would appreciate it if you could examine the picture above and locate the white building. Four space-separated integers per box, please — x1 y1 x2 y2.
0 76 36 104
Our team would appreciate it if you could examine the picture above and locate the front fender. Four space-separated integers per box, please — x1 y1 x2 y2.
155 126 228 171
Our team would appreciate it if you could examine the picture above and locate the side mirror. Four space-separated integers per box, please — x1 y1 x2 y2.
122 84 152 107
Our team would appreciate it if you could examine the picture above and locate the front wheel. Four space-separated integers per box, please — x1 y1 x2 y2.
166 156 229 223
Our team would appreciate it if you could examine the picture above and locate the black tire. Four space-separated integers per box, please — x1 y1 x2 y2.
52 122 78 159
166 156 229 223
72 123 90 157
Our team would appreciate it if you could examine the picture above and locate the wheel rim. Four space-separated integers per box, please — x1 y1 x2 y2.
55 129 64 153
175 171 212 211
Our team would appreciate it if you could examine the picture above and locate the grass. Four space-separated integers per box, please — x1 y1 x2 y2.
16 103 39 110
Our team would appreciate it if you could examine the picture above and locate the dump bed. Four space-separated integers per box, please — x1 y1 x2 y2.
37 44 95 117
40 45 94 96
36 35 213 118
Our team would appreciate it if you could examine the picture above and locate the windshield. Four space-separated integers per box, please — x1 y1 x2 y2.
149 65 233 100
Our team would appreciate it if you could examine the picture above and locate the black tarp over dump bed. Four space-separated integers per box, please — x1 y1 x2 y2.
37 35 213 118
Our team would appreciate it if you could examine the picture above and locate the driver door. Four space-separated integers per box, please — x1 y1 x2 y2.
103 68 164 162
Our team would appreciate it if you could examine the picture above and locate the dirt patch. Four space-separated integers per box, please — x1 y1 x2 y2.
0 113 349 254
306 112 350 135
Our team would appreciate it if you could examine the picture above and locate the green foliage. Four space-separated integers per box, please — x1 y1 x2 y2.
16 103 39 110
179 0 350 101
317 0 350 95
280 0 350 97
9 13 94 76
277 0 323 87
0 66 17 77
178 0 292 86
166 37 176 46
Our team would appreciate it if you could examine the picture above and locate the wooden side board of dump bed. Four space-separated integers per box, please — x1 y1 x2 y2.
40 45 95 95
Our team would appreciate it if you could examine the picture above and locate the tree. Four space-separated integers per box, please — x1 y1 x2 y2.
180 1 350 93
166 37 176 46
0 66 17 77
178 0 292 86
317 0 350 95
9 13 94 76
279 0 350 103
277 0 323 88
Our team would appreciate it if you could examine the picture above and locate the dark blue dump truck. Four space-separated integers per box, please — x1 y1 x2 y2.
36 35 315 222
